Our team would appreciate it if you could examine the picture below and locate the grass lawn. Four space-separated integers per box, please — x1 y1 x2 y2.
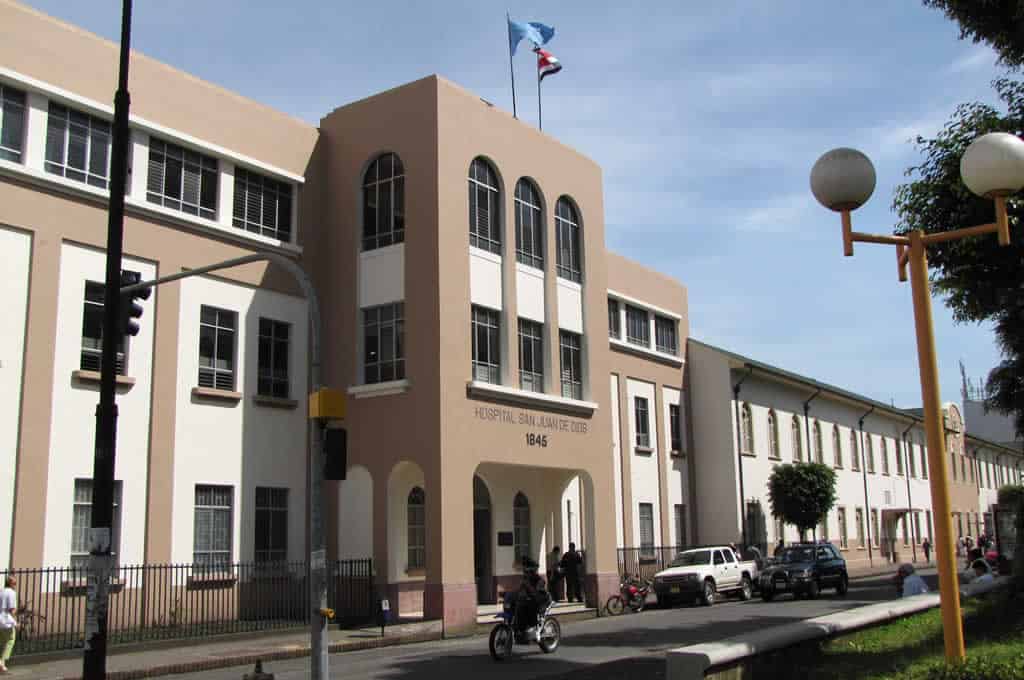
747 589 1024 679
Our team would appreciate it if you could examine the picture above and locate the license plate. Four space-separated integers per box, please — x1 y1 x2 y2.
670 586 680 594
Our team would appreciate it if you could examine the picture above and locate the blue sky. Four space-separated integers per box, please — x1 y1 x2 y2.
25 1 1011 409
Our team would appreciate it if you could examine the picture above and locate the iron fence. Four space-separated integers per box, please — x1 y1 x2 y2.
994 507 1018 563
617 547 687 582
2 558 374 656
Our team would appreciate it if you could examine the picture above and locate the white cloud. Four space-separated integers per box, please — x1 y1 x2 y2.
948 46 996 74
735 193 814 233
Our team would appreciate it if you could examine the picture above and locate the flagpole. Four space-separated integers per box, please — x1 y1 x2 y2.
537 56 542 131
507 12 517 118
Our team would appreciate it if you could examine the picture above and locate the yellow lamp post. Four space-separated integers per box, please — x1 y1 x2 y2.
809 132 1024 662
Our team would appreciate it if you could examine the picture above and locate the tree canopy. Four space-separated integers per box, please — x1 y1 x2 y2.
892 78 1024 437
767 463 837 540
923 1 1024 69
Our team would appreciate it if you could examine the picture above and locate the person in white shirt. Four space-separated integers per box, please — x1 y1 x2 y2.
0 576 17 673
898 563 929 598
970 559 994 585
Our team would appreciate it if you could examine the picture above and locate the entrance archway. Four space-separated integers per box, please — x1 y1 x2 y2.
473 475 494 604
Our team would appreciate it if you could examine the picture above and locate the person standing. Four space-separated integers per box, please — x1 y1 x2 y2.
0 576 17 673
922 537 931 564
774 538 785 558
547 545 563 602
559 543 583 604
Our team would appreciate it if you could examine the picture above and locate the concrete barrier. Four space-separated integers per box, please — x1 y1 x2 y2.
665 577 1011 680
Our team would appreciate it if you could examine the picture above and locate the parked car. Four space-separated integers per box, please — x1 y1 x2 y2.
758 542 848 601
652 546 759 607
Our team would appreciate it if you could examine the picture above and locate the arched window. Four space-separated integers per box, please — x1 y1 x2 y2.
740 403 754 454
832 425 843 468
407 486 425 570
865 435 875 473
791 416 803 462
362 152 404 251
880 437 890 474
469 157 501 254
513 492 531 563
850 431 860 471
514 179 543 268
813 421 823 464
555 197 582 282
767 410 780 460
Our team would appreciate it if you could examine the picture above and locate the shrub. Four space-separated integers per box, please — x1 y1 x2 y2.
923 656 1024 680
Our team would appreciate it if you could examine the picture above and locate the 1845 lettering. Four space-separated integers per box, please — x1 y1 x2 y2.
525 433 548 447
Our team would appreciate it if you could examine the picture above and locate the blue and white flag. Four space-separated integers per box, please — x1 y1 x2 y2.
508 18 555 55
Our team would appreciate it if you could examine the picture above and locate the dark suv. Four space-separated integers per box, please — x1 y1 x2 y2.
758 542 848 601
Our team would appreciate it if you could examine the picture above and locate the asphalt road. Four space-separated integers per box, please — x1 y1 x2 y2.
161 570 937 680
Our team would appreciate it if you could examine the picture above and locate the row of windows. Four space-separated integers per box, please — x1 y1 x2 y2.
817 506 933 551
637 503 690 553
0 84 295 242
472 305 584 399
607 298 679 356
632 397 683 453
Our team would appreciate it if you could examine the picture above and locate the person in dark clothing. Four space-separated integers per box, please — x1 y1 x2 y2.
515 558 549 637
922 538 932 563
560 543 584 603
547 545 563 601
774 539 785 558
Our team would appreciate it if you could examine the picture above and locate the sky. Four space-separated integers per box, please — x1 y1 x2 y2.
23 0 1014 409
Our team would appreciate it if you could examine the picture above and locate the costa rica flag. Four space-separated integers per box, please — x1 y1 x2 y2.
535 48 562 81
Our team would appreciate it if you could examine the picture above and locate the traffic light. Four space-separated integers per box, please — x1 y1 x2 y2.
118 270 151 337
324 428 347 481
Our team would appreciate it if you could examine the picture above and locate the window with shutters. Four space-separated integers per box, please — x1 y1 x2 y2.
832 426 843 468
674 504 687 550
0 85 25 162
81 281 127 375
655 315 678 355
871 509 879 547
896 439 905 475
881 437 890 474
855 508 865 547
363 302 405 384
45 102 111 188
407 487 425 570
866 434 875 473
638 503 654 557
766 410 779 459
471 306 501 384
908 441 917 478
559 330 582 399
71 479 122 570
634 396 650 449
555 197 582 282
740 403 754 454
921 447 928 479
850 431 860 471
813 421 824 464
513 492 531 564
468 158 501 254
792 416 803 461
518 319 544 392
608 298 621 339
257 318 290 398
147 138 218 220
254 487 287 563
194 485 233 572
362 152 404 251
198 306 236 391
626 305 649 346
233 167 293 242
514 179 544 268
837 507 848 549
670 403 683 453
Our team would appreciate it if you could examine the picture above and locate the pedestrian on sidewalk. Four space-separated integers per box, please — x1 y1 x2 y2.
547 545 564 602
559 543 583 604
922 537 931 563
0 576 18 674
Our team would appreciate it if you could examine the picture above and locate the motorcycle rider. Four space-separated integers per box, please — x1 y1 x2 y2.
516 558 550 639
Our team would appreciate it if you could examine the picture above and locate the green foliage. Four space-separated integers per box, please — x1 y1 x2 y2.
923 1 1024 69
767 463 837 539
998 484 1024 509
892 78 1024 438
922 656 1024 680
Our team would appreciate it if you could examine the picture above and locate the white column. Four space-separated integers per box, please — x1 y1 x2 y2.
647 312 656 351
618 303 626 342
128 130 149 201
218 161 235 229
23 92 48 172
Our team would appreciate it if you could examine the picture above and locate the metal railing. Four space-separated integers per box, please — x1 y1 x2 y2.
617 547 688 582
2 558 374 656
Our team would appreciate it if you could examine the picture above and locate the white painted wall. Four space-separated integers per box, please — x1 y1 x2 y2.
662 386 689 547
469 247 502 311
560 476 582 550
556 279 582 334
359 243 405 309
627 378 660 545
43 244 156 568
171 275 308 565
515 264 545 323
0 227 31 571
386 461 425 584
610 375 624 547
338 464 373 560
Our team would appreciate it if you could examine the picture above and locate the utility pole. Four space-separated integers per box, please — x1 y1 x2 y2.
83 1 133 677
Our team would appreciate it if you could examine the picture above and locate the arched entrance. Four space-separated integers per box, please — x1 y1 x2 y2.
473 475 493 604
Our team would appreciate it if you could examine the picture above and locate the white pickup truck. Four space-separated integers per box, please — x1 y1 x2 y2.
651 546 759 607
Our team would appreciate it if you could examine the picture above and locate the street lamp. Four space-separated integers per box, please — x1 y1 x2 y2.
809 132 1024 662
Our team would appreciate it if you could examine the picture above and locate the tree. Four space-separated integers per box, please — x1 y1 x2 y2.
997 484 1024 587
767 463 837 541
923 1 1024 69
892 78 1024 438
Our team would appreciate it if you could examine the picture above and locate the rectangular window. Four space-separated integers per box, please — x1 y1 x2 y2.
926 510 933 542
407 494 426 570
881 440 890 475
194 484 233 571
81 281 127 375
471 305 500 384
45 102 111 188
254 487 287 563
837 507 848 549
71 479 122 570
921 448 928 479
669 403 682 453
198 306 236 391
468 171 501 254
518 319 544 392
855 508 865 548
363 302 405 384
908 443 917 478
555 212 581 282
634 396 650 449
233 167 293 242
625 305 649 346
559 330 582 400
655 315 678 355
902 516 910 546
871 509 880 548
147 138 218 220
514 183 543 268
913 513 922 544
608 298 620 339
674 504 687 550
896 442 905 476
257 318 290 398
638 503 654 557
0 85 26 162
567 500 574 544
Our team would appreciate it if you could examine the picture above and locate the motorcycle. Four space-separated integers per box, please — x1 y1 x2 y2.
605 574 652 615
489 589 562 661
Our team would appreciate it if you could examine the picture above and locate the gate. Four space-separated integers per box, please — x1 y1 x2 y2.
994 507 1019 562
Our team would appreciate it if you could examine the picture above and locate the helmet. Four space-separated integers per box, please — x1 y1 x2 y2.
522 558 539 574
